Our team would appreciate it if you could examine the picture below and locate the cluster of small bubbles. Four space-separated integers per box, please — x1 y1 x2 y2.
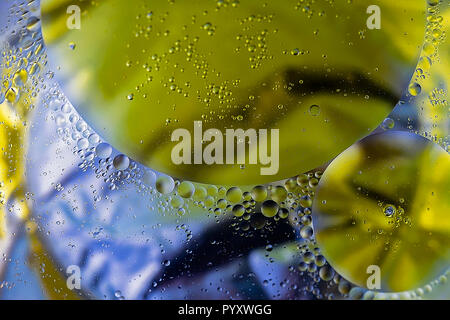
406 0 445 103
299 195 312 208
376 202 410 231
237 14 274 70
202 22 216 36
232 176 322 232
428 87 448 108
242 170 355 298
293 243 343 299
176 171 330 286
41 83 161 195
129 10 255 119
215 0 241 10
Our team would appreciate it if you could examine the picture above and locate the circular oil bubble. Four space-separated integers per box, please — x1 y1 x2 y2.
312 131 450 292
113 154 130 170
95 142 112 159
261 199 279 218
41 0 425 184
177 181 195 198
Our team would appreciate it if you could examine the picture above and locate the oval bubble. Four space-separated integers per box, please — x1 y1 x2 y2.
312 131 450 292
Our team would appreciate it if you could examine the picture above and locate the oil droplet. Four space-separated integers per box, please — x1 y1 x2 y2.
5 87 18 103
381 118 395 130
232 204 245 217
261 200 279 218
194 186 207 200
408 82 421 96
300 225 313 239
226 187 243 203
417 56 432 71
156 176 175 194
113 154 130 170
422 43 435 56
299 195 313 208
251 185 267 202
177 181 195 198
319 266 335 281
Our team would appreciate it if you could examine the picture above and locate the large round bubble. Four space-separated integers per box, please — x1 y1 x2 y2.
313 131 450 292
41 0 424 184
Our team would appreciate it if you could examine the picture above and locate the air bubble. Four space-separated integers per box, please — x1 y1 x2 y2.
309 104 321 116
113 154 130 170
96 143 112 159
261 200 279 218
226 187 243 203
156 176 175 194
408 82 421 96
178 181 195 198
